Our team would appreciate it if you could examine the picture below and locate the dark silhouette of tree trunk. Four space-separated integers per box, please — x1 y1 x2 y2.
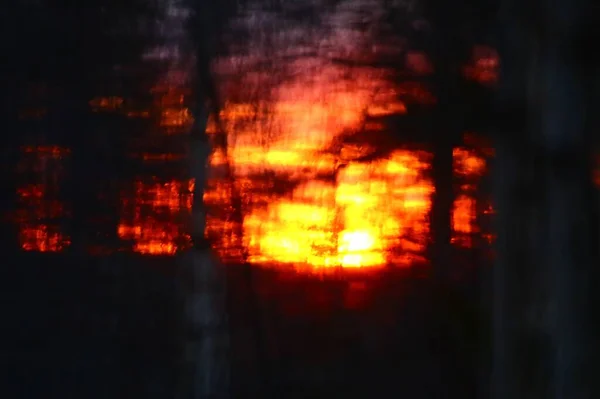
0 75 20 251
491 0 600 397
429 55 460 281
183 1 277 397
420 0 481 281
177 2 246 398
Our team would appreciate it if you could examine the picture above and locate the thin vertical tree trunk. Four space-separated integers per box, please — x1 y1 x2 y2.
430 135 454 278
176 1 237 396
1 86 19 252
490 136 530 399
424 0 473 282
178 102 230 399
491 0 539 392
429 50 458 282
185 1 269 395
